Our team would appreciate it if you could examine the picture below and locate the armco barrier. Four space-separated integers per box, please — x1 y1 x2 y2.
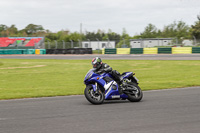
117 48 130 54
192 47 200 53
172 47 192 54
46 48 92 54
130 48 143 54
143 48 158 54
158 48 172 54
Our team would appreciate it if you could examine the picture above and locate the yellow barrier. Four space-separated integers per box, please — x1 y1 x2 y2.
172 47 192 54
35 49 40 54
143 48 158 54
117 48 130 54
102 48 105 54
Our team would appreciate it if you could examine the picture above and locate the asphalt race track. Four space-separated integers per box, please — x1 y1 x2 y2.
0 54 200 60
1 54 200 133
0 87 200 133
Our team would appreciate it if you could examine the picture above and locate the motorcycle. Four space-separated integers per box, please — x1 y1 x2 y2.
84 69 143 104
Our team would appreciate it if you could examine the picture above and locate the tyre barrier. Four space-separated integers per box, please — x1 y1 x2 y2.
172 47 192 54
158 48 172 54
192 47 200 53
143 48 158 54
46 48 92 54
102 47 200 54
0 49 46 54
105 48 117 54
117 48 130 54
130 48 143 54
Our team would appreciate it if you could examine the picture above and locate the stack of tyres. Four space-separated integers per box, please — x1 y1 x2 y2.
143 48 158 54
0 49 23 54
104 48 117 54
192 47 200 53
45 48 92 54
158 48 172 54
35 49 40 54
117 48 130 54
0 50 4 54
172 47 192 54
130 48 143 54
85 48 92 54
40 49 46 54
46 49 54 54
23 49 35 54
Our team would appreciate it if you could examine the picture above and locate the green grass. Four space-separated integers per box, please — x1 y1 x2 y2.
93 50 102 54
0 59 200 100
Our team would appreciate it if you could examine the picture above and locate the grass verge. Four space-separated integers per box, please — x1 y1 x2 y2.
0 59 200 99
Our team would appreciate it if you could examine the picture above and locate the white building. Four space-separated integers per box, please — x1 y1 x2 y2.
182 39 193 46
130 38 173 48
82 41 115 50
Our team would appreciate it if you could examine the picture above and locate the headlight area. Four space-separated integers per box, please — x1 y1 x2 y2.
86 73 93 80
84 73 93 84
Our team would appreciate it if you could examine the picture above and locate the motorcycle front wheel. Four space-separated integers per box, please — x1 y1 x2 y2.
126 82 143 102
84 85 105 105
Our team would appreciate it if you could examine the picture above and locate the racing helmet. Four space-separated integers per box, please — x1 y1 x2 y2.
91 57 102 69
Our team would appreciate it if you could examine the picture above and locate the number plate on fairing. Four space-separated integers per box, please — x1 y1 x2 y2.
112 95 120 99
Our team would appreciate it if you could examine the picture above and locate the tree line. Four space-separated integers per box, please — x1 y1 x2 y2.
0 15 200 46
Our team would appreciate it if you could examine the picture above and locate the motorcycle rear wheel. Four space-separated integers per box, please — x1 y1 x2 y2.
84 85 105 105
126 82 143 102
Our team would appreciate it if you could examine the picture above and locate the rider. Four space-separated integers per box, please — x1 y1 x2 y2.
91 57 123 92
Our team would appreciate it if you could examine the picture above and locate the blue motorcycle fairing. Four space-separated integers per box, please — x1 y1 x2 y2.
84 69 131 100
122 72 133 79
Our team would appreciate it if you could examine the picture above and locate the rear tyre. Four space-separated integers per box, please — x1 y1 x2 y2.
84 85 105 105
126 82 143 102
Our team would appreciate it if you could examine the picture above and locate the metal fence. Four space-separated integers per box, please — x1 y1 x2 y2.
44 41 81 49
43 38 200 49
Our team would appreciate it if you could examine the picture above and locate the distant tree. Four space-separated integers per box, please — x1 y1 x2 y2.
191 14 200 39
7 25 18 36
85 31 104 41
0 24 8 37
57 30 70 41
116 28 131 48
18 29 27 37
45 33 58 41
66 32 81 42
102 29 121 41
0 24 8 32
140 23 158 38
162 21 191 43
24 24 44 35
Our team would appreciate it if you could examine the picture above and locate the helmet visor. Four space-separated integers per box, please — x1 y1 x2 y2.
93 64 97 68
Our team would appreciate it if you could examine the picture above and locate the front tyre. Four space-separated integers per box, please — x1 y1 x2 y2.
126 82 143 102
84 85 105 105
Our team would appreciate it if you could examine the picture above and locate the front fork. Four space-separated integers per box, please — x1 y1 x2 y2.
91 82 101 95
